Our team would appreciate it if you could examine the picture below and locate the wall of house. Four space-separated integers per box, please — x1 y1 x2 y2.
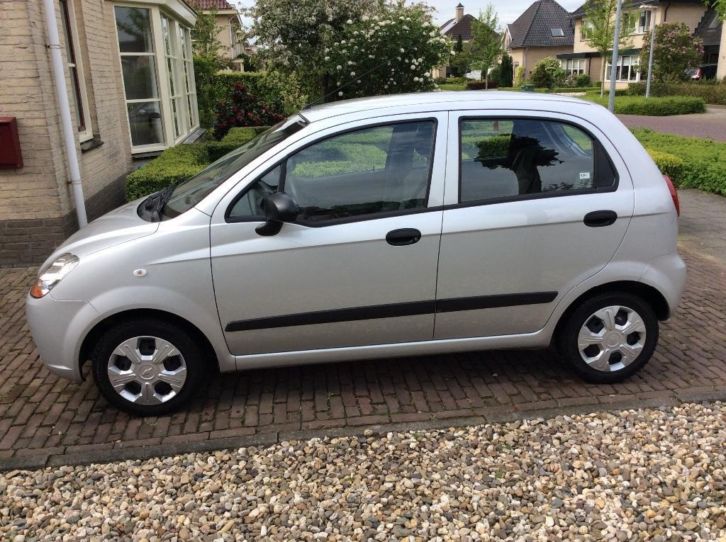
0 0 132 265
574 4 707 54
214 12 240 61
718 23 726 80
511 46 573 76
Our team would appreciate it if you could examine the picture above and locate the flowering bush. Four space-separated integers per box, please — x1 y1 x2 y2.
319 4 450 99
639 23 703 82
213 82 284 140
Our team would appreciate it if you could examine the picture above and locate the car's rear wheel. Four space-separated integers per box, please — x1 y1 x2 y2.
558 292 659 383
91 319 204 415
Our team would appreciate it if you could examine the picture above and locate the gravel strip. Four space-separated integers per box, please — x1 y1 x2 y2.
1 402 724 541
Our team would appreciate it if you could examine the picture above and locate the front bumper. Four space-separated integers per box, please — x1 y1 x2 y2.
26 293 99 382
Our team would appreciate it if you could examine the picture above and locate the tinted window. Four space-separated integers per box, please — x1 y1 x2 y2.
459 119 616 203
228 121 436 223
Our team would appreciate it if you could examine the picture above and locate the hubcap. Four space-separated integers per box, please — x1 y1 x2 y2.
577 305 646 372
107 336 187 405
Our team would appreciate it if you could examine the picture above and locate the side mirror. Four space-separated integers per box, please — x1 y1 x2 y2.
255 192 300 236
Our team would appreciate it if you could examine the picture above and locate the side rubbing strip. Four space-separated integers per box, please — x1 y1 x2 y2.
225 292 558 332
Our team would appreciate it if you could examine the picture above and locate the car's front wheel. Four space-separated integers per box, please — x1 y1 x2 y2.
91 319 204 415
558 292 659 383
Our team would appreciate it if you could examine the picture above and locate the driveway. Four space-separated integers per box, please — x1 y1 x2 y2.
1 190 725 470
618 106 726 141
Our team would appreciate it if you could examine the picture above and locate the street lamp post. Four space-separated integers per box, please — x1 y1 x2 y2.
641 4 657 98
607 0 623 112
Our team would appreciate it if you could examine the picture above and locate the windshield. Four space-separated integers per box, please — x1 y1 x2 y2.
162 117 307 218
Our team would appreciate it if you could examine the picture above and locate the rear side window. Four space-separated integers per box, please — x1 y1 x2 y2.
459 118 617 204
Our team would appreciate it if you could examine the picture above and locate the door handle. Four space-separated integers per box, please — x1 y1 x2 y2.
386 228 422 246
584 210 617 227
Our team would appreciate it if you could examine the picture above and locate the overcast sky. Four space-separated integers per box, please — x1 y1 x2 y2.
233 0 583 27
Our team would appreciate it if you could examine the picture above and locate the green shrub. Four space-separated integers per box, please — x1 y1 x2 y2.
645 149 684 180
584 95 705 115
126 126 271 200
530 57 565 89
466 80 499 90
125 145 208 200
626 81 726 105
634 129 726 196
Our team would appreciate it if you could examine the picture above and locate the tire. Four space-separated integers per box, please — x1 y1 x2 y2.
91 318 205 416
557 292 659 383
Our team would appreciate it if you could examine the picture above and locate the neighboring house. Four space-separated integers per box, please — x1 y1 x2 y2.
694 8 723 78
562 0 709 86
433 3 477 79
0 0 200 264
504 0 574 77
188 0 244 71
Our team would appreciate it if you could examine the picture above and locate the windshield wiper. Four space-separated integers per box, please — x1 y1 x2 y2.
139 184 175 222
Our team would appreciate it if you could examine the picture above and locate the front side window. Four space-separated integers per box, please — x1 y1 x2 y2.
606 55 640 82
459 118 616 204
228 121 436 224
163 118 306 218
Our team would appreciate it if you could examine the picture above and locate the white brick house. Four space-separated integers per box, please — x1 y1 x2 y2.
0 0 201 264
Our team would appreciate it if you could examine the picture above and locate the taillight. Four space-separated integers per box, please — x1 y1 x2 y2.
663 175 680 216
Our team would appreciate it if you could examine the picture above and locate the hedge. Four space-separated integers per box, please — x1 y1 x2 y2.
125 127 269 200
635 129 726 196
626 81 726 105
583 95 705 115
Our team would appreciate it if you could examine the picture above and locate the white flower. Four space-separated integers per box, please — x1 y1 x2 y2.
350 71 356 76
411 65 416 70
400 48 405 53
336 65 342 70
413 77 420 82
348 61 355 65
346 19 353 24
338 91 344 96
324 56 330 61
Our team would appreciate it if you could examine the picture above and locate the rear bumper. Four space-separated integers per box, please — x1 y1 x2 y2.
641 252 687 319
25 294 98 382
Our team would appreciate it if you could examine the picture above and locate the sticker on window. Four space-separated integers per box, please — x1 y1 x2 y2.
579 172 591 181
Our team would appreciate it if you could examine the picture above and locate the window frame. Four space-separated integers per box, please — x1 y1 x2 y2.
456 116 619 208
59 0 93 142
605 54 641 82
113 3 199 154
225 118 439 227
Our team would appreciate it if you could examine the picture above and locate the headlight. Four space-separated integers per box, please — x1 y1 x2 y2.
29 253 79 299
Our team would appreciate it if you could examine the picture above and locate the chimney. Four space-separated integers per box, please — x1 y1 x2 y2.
456 3 464 21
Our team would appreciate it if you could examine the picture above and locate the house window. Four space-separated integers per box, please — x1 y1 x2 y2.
581 20 594 41
561 58 586 77
60 0 93 142
551 27 564 37
114 5 199 153
638 10 652 33
606 55 641 82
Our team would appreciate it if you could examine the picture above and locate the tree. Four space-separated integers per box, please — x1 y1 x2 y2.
582 0 634 95
467 5 503 88
640 22 703 82
530 57 565 88
249 0 379 98
192 10 223 60
320 3 450 99
498 51 514 87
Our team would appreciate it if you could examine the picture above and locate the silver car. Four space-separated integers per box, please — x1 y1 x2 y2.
26 92 686 415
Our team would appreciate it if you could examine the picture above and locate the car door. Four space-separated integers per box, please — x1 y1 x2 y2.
434 111 634 340
210 113 448 357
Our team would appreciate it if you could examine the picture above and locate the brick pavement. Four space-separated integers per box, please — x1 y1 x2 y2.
1 190 725 470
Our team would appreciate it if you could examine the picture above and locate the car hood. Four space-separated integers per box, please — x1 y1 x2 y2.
40 199 159 270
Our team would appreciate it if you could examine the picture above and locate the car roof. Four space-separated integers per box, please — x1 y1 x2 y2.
300 91 596 123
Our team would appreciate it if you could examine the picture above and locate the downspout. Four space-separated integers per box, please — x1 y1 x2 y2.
42 0 88 228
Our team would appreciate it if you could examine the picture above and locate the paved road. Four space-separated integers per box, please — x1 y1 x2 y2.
1 190 724 470
618 106 726 141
